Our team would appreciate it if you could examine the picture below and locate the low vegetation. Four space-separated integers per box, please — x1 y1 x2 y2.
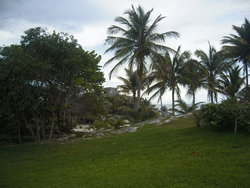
1 117 250 187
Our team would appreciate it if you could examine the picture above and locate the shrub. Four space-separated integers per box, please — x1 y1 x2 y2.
197 99 250 133
93 119 111 129
130 106 159 122
93 117 125 129
198 103 233 131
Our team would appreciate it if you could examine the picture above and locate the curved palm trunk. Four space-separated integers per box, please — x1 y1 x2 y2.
160 97 163 109
172 88 175 116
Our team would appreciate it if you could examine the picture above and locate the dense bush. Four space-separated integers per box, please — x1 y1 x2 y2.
196 99 250 133
104 94 159 122
129 106 159 122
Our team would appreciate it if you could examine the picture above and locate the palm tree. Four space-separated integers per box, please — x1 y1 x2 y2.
222 18 250 87
182 59 205 105
146 46 190 115
170 99 203 115
104 5 179 109
218 66 245 98
144 53 171 109
118 68 145 106
195 43 227 103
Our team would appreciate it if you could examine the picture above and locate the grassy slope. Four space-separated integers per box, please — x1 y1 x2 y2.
1 118 250 188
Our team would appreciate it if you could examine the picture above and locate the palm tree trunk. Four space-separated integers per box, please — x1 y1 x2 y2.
136 78 141 110
136 60 143 110
133 92 136 108
246 63 249 87
172 88 175 116
192 90 195 106
160 97 163 109
210 91 214 104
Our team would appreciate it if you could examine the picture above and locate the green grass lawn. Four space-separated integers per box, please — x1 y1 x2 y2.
1 117 250 188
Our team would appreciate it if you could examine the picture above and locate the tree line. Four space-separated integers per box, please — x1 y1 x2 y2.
105 5 249 115
0 5 249 142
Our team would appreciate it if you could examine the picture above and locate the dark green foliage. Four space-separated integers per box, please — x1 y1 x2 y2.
0 27 104 142
237 86 250 102
222 18 250 86
129 105 159 122
104 94 158 122
197 99 250 133
198 103 232 131
93 118 124 129
218 66 245 98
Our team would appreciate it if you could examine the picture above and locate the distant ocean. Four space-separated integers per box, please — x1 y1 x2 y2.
153 103 204 110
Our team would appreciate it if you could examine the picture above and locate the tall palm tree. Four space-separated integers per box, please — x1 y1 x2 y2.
222 18 250 87
195 43 227 103
218 66 245 98
182 59 205 105
104 5 179 109
146 46 190 115
145 53 171 109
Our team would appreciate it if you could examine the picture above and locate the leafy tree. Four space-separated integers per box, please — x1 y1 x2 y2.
222 18 250 86
0 45 33 143
0 27 104 142
104 5 179 109
195 43 227 103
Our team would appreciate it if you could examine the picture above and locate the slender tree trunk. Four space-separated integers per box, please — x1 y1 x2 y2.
192 90 195 106
172 88 175 116
136 81 141 110
35 125 40 142
210 91 214 104
23 115 34 139
160 97 163 109
136 62 143 111
49 111 55 141
17 121 22 144
41 119 46 140
234 117 238 134
133 92 136 109
246 63 249 87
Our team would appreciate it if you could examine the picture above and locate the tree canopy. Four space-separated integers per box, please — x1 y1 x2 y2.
0 27 104 142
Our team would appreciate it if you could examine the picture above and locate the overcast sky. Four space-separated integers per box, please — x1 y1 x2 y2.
1 0 249 104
